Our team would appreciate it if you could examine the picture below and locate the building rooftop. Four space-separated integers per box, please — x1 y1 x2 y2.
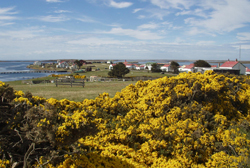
220 60 239 68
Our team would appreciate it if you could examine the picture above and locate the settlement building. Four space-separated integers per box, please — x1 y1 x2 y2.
246 67 250 75
135 65 144 70
56 61 69 68
144 62 157 71
160 64 171 72
179 63 195 73
218 59 246 75
70 64 78 70
109 64 116 70
125 64 136 69
33 61 42 66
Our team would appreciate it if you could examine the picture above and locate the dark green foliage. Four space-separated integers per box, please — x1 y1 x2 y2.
108 63 130 78
0 83 16 103
194 60 211 67
151 63 162 73
170 61 180 74
74 60 83 69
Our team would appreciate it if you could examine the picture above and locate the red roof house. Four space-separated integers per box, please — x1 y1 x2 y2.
179 63 195 72
219 59 246 75
135 64 144 70
160 64 171 72
220 60 239 68
246 67 250 75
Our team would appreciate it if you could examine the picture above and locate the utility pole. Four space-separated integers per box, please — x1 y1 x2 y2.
239 45 241 61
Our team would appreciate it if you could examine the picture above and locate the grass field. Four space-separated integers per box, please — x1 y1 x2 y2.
7 63 175 101
7 80 138 102
28 63 175 78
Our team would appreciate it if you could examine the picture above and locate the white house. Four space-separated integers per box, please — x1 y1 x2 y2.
107 60 113 64
33 61 42 66
125 63 136 69
219 59 246 75
144 62 156 71
179 63 195 72
160 64 171 72
246 67 250 75
135 64 144 70
69 64 78 70
56 61 69 68
109 64 116 70
194 65 218 73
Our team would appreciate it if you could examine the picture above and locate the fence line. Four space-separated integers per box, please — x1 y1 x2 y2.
55 78 85 87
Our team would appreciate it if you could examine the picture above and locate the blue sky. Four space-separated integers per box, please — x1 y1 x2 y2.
0 0 250 60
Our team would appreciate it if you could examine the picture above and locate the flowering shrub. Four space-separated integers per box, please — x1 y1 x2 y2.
51 74 86 79
1 71 250 167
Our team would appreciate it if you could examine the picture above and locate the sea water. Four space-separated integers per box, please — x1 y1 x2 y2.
0 61 69 82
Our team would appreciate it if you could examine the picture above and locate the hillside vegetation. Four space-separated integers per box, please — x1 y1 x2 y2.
0 71 250 167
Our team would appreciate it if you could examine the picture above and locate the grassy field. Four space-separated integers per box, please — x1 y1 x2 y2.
28 63 175 78
7 80 138 102
6 63 176 101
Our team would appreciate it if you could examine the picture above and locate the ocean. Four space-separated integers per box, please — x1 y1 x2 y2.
0 61 69 82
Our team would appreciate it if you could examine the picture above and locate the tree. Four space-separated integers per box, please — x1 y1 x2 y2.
74 60 83 70
170 61 180 74
151 63 162 72
194 60 211 67
108 63 130 78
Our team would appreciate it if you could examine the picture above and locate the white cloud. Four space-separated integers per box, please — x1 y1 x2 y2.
176 8 208 18
76 15 98 23
161 21 182 30
241 45 250 49
184 0 250 34
0 30 247 60
138 15 146 19
39 15 69 22
104 27 164 40
87 0 133 8
133 8 142 13
0 7 18 15
0 16 17 20
0 7 18 26
109 0 133 8
232 44 250 50
54 10 71 13
0 22 15 26
237 32 250 41
46 0 64 2
185 27 216 36
150 0 196 9
147 0 250 35
196 41 215 45
138 23 159 29
0 28 44 39
68 37 125 45
145 8 170 20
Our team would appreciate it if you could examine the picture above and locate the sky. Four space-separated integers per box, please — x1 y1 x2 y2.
0 0 250 61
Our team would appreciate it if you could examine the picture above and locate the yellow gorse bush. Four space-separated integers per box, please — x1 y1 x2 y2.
0 159 10 167
51 74 86 79
2 71 250 167
0 81 5 87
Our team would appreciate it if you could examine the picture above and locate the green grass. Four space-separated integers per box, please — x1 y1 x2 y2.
78 63 175 78
7 80 137 102
7 63 176 102
28 63 176 78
